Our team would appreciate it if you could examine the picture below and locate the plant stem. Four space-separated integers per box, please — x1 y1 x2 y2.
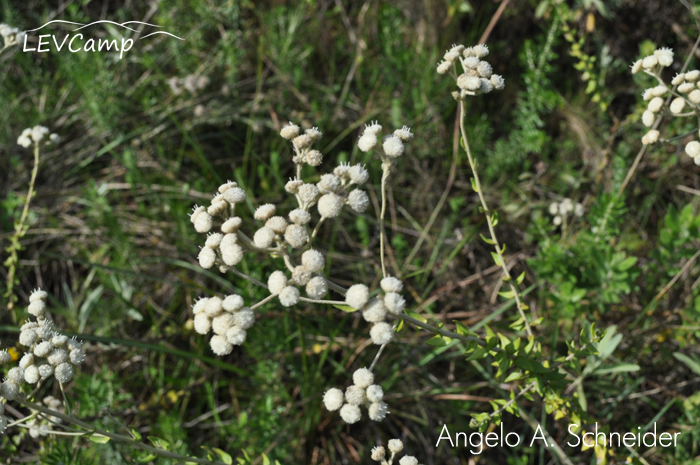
458 100 533 337
379 161 391 278
5 142 41 323
14 398 229 465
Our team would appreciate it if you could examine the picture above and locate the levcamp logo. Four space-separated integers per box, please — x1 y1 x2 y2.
22 20 183 59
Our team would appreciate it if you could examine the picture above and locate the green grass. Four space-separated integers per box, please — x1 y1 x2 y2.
2 1 700 464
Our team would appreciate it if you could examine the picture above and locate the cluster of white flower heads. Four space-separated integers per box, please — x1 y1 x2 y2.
280 122 325 166
630 46 700 152
436 44 504 99
16 126 60 148
357 122 414 160
547 198 584 226
0 289 84 435
192 294 254 355
345 276 405 345
167 74 210 96
0 24 24 48
370 439 423 465
323 368 389 424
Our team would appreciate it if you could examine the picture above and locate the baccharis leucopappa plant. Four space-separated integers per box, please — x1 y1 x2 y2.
185 42 607 461
630 46 700 158
189 116 414 425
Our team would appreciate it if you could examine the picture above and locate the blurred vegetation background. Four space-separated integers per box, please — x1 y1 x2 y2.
2 0 700 464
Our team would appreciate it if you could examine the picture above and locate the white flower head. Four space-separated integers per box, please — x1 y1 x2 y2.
323 388 344 411
280 122 300 140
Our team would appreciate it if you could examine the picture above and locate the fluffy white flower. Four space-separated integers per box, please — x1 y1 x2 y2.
345 385 366 405
370 322 393 345
383 136 404 158
346 284 370 310
457 74 481 91
491 74 505 90
654 47 674 67
690 90 700 104
347 189 369 213
221 217 242 233
268 271 288 295
298 184 319 204
630 60 642 74
194 210 213 233
254 204 276 221
670 97 686 114
28 299 46 317
672 73 686 85
362 298 387 323
349 164 369 184
302 249 325 272
205 296 223 317
279 286 300 306
437 60 452 74
369 401 390 421
223 294 245 312
210 335 233 355
220 235 243 266
306 277 328 299
366 384 383 403
253 227 276 249
317 174 341 194
463 57 479 69
306 127 323 142
306 149 323 166
384 292 405 315
29 289 48 302
679 83 696 94
265 216 287 234
641 129 660 145
212 313 236 335
289 208 311 225
371 446 386 461
280 122 300 140
285 178 304 194
472 44 489 58
193 313 212 334
477 61 492 78
293 134 313 150
233 308 255 329
687 70 700 82
381 276 403 293
364 121 383 135
225 326 247 345
318 193 344 218
223 187 246 204
285 224 309 248
24 365 39 384
339 403 361 424
642 55 658 69
641 110 655 127
205 233 223 248
54 363 74 384
399 456 419 465
198 247 217 269
323 388 344 411
686 141 700 158
292 266 312 286
353 368 374 388
0 381 19 400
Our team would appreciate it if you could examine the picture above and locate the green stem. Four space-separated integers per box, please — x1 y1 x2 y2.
458 100 533 337
5 142 41 322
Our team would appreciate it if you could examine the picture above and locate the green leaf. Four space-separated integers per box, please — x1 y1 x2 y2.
333 304 358 313
470 177 479 192
425 335 450 346
480 233 495 245
405 310 427 323
148 436 170 450
130 428 142 441
674 352 700 376
89 435 111 444
136 454 158 463
261 454 271 465
593 363 640 375
516 272 525 285
213 448 233 465
491 252 503 266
